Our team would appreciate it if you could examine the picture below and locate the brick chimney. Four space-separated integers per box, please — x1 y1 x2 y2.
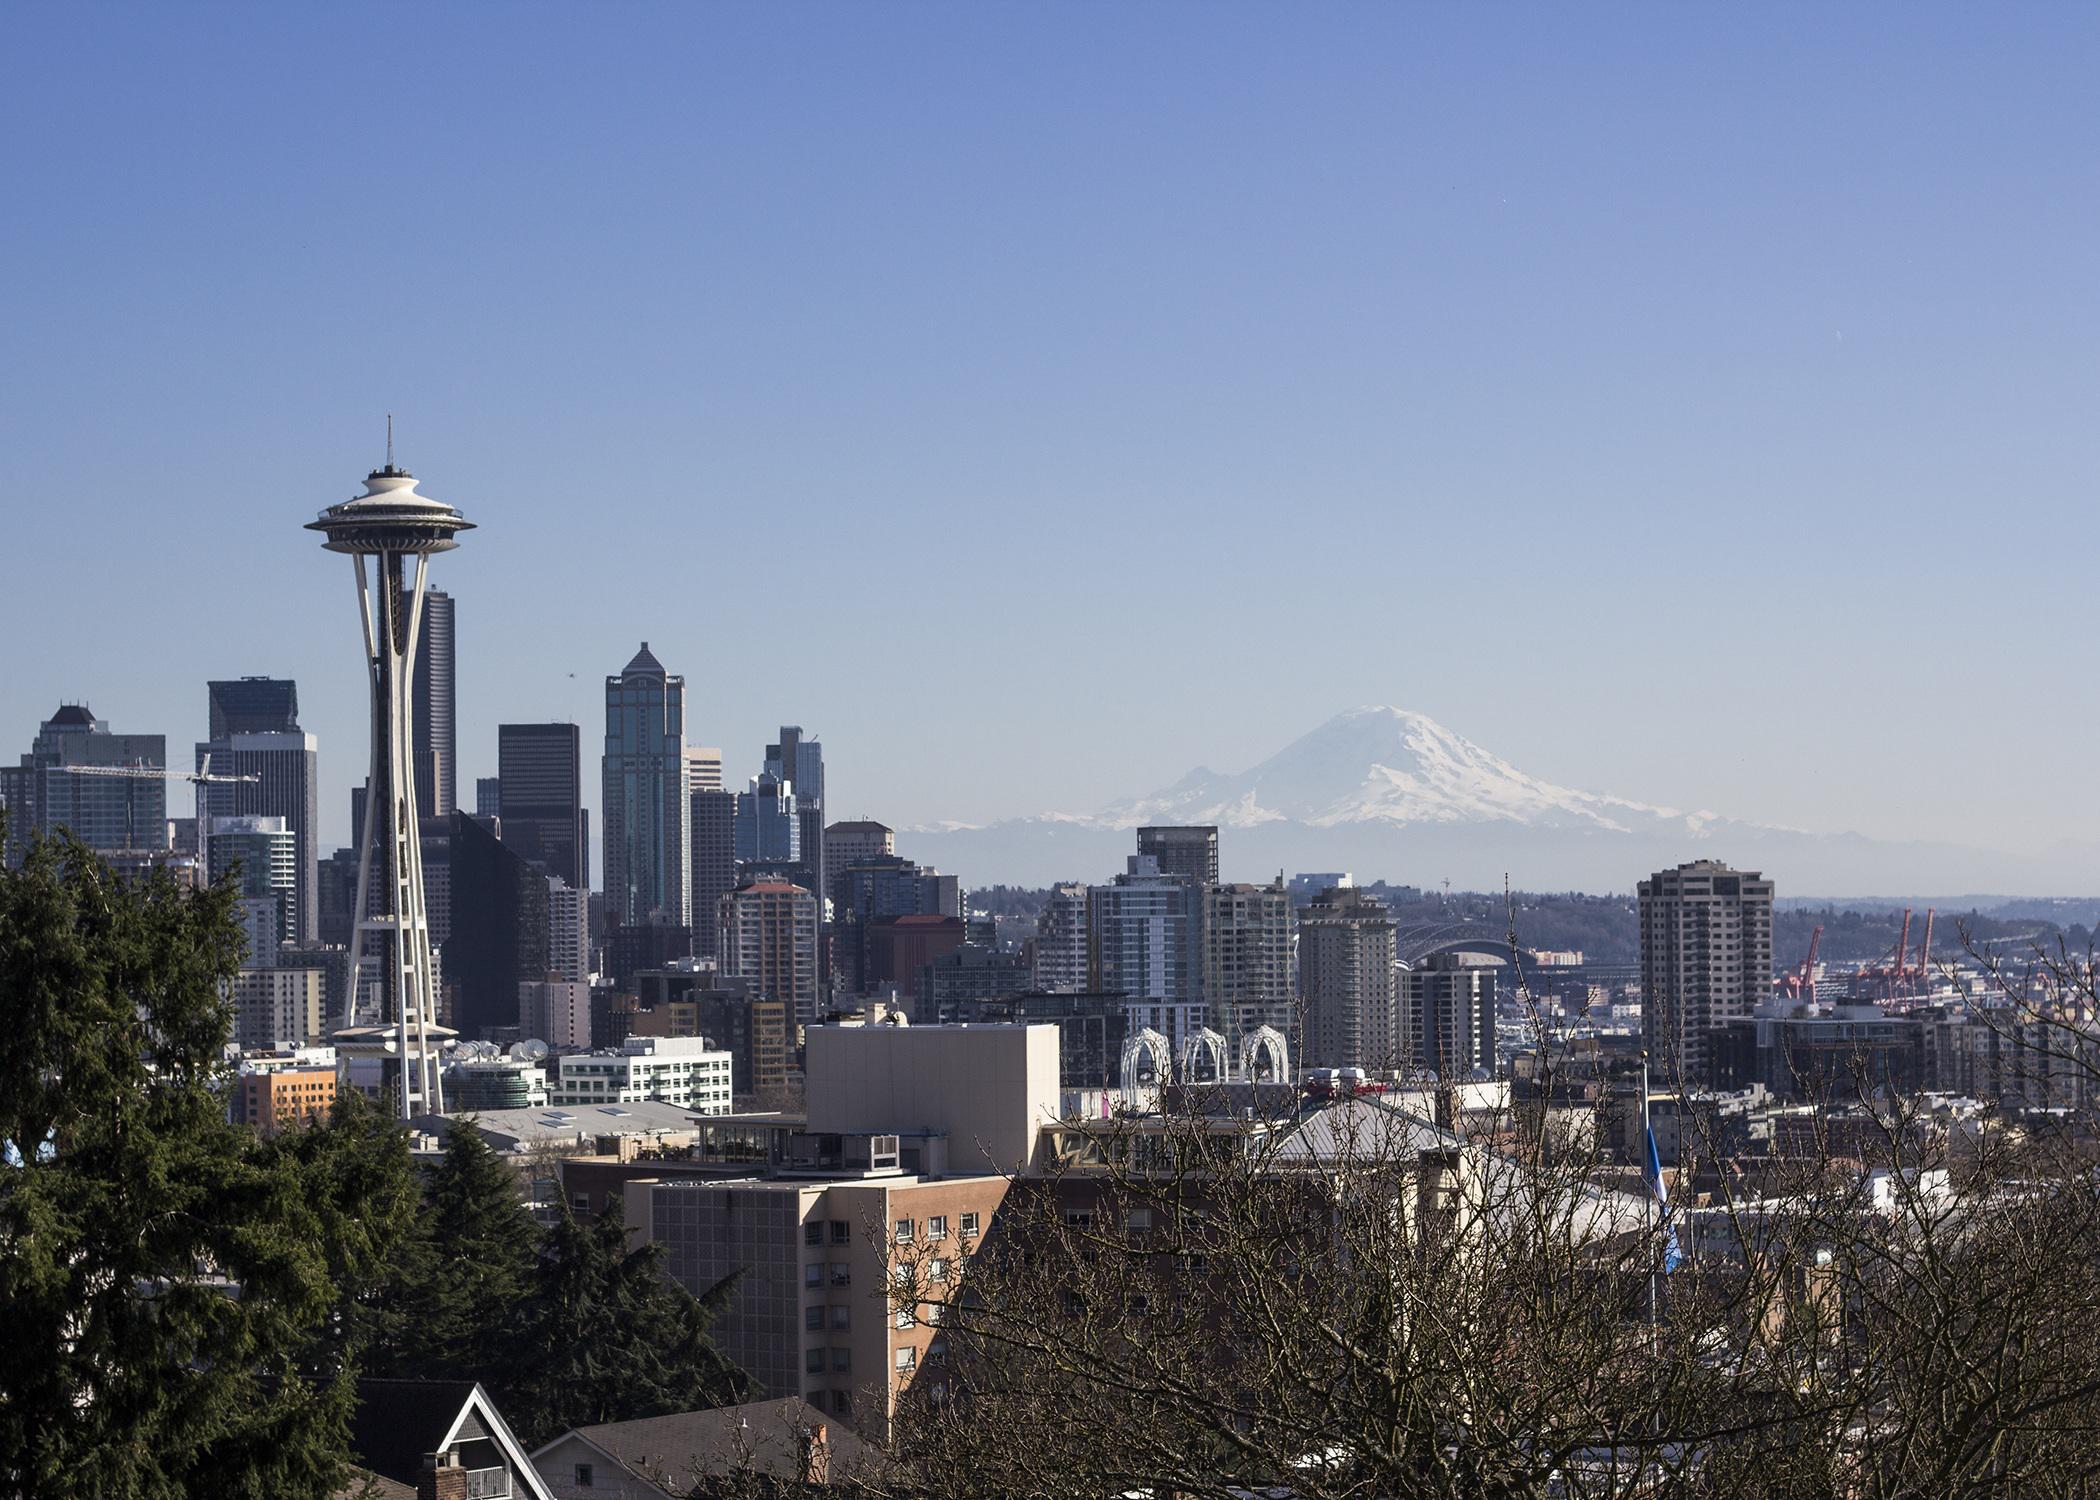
800 1422 830 1486
419 1450 468 1500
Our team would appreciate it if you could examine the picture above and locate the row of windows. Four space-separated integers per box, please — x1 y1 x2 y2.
894 1212 977 1241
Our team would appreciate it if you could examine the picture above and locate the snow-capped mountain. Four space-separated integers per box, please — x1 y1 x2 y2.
1096 706 1734 837
898 706 2065 894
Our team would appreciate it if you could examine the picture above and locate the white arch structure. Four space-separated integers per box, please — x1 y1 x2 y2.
1120 1028 1172 1092
1179 1027 1228 1085
1240 1024 1290 1083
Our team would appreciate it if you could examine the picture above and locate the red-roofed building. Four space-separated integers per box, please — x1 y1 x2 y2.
719 876 820 1028
865 914 967 1010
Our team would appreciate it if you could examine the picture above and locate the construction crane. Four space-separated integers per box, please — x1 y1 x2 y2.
54 755 262 883
1780 923 1825 1001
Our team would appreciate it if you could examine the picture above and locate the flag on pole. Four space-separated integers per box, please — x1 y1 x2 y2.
1645 1125 1684 1273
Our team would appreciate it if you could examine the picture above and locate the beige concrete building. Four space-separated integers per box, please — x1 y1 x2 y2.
804 1021 1060 1178
1640 861 1775 1088
229 966 324 1050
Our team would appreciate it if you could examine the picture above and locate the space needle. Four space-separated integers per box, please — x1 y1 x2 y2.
308 423 474 1119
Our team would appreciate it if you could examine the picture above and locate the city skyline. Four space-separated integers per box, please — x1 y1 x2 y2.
4 6 2098 870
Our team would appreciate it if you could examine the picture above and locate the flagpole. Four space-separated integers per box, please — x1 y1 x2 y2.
1644 1051 1658 1341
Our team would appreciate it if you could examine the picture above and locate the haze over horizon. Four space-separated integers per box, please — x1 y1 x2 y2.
4 5 2096 872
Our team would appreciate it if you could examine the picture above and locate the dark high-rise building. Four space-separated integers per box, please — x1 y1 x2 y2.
920 945 1032 1023
1400 952 1496 1079
207 677 301 738
445 811 551 1040
734 772 799 866
825 820 893 915
690 787 738 963
957 990 1130 1090
475 777 502 817
1298 884 1398 1072
317 846 359 948
413 588 457 819
835 856 962 995
602 643 689 928
765 726 824 914
198 678 319 945
1136 825 1220 886
497 722 588 893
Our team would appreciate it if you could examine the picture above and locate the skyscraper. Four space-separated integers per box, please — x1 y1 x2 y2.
207 677 300 738
1136 825 1220 886
1399 953 1496 1079
1298 884 1398 1072
734 771 799 867
824 819 893 914
718 877 820 1028
684 745 723 791
689 786 738 962
208 814 298 962
446 811 552 1041
412 588 456 819
602 643 690 928
1202 878 1296 1042
1087 855 1205 1052
1031 882 1089 993
765 726 824 911
475 777 502 817
497 721 588 892
198 679 319 945
307 447 473 1118
2 705 167 860
1640 860 1775 1088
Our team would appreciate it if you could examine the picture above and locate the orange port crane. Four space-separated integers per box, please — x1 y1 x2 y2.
1780 924 1824 999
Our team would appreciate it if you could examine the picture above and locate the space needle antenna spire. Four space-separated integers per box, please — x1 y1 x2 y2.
306 433 475 1120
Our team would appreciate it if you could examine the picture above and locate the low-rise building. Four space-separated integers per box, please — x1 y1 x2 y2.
551 1035 733 1113
231 1047 339 1133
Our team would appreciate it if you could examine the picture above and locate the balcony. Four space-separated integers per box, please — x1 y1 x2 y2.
464 1466 512 1500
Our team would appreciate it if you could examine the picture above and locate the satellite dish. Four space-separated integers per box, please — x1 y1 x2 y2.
521 1039 551 1062
506 1042 529 1061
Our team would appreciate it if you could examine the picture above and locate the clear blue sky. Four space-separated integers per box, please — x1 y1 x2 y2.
3 5 2094 858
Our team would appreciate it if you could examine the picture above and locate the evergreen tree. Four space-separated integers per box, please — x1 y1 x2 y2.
384 1117 543 1379
499 1199 748 1445
0 831 351 1498
269 1089 428 1381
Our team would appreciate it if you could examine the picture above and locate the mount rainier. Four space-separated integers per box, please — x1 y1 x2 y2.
899 707 2062 896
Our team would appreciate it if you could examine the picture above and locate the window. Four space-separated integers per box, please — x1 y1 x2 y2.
829 1264 851 1287
894 1218 915 1244
896 1346 917 1371
896 1305 914 1329
831 1390 852 1418
831 1347 851 1372
804 1221 823 1246
575 1462 594 1487
1125 1208 1152 1233
928 1257 948 1281
926 1214 949 1240
804 1263 822 1287
806 1347 825 1374
960 1211 979 1237
830 1305 850 1329
571 1193 589 1213
831 1220 851 1244
805 1305 824 1331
